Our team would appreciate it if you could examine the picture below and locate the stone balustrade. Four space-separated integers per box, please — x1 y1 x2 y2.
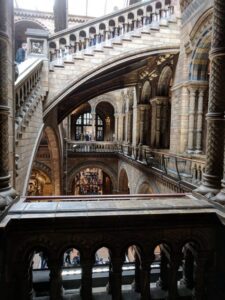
15 58 43 131
65 140 205 188
146 150 205 186
48 0 176 63
1 193 218 300
66 140 119 153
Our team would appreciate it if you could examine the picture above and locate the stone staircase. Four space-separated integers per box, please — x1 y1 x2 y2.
15 58 47 194
45 0 181 111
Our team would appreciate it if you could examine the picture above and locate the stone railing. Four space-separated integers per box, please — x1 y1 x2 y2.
15 58 43 131
48 0 176 63
65 140 205 187
66 140 119 153
1 193 217 300
145 150 205 186
117 145 205 187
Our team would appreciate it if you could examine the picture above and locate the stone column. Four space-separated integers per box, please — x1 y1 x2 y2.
196 0 225 197
132 104 140 147
150 99 156 147
127 111 132 144
140 259 152 300
187 87 197 153
0 0 17 212
125 109 129 143
133 252 141 293
195 88 206 153
180 246 194 289
139 105 146 145
81 258 92 300
111 258 123 300
168 256 180 300
155 100 163 148
54 0 68 32
161 98 169 148
67 115 71 139
114 113 119 141
49 260 63 300
157 250 169 291
91 111 96 141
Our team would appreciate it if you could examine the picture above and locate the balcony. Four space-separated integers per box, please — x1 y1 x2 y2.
65 140 205 189
1 193 219 300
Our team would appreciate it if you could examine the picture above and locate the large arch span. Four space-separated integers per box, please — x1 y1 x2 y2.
44 46 180 124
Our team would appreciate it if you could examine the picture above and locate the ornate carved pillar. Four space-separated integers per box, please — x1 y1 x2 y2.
196 0 225 197
180 245 194 290
54 0 68 32
195 88 207 153
0 0 17 212
187 87 197 153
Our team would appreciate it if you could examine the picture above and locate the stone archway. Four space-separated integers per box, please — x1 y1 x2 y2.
67 161 118 195
44 127 61 195
118 168 130 194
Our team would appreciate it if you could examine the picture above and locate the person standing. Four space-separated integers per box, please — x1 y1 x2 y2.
15 43 27 64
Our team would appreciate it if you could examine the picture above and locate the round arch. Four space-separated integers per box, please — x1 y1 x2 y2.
44 126 61 195
90 94 118 113
157 65 173 96
67 161 118 194
189 32 211 81
118 168 130 194
140 80 151 104
44 47 180 123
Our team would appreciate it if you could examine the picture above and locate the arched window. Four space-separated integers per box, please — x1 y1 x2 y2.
74 112 104 141
75 112 92 140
